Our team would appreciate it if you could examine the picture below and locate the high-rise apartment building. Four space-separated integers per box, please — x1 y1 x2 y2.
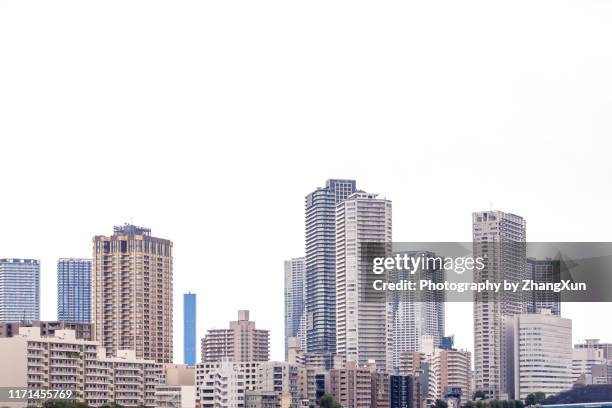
508 310 573 399
390 251 445 371
472 210 526 399
527 258 561 316
93 224 173 363
305 179 357 359
0 327 162 408
336 191 392 371
0 258 40 323
200 310 269 363
285 257 306 358
57 258 92 323
184 292 196 366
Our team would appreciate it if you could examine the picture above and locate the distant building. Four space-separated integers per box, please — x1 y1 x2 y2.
305 179 357 358
0 320 92 340
527 258 561 316
155 385 196 408
245 390 278 408
472 211 527 399
184 293 196 366
200 310 269 363
336 191 392 371
0 259 40 323
0 327 162 407
196 360 263 407
390 375 423 408
508 310 573 399
390 250 445 371
573 340 607 382
285 257 306 358
57 258 92 323
575 339 612 361
93 224 173 362
328 361 389 408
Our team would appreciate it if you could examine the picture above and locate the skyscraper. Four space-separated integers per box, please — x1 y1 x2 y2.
527 257 561 316
284 257 306 358
336 191 392 371
93 224 173 363
305 179 356 360
0 259 40 323
472 210 527 399
390 251 445 371
184 292 196 366
57 258 92 323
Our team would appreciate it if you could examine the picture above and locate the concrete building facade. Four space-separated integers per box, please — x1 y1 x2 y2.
93 224 173 362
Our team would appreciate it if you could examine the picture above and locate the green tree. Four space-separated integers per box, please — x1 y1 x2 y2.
473 391 486 400
525 392 546 406
319 394 342 408
432 400 448 408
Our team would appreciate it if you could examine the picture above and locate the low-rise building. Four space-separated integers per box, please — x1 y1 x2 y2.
0 327 161 407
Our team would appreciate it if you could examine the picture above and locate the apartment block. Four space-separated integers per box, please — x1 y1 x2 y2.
0 320 93 340
472 210 527 399
336 191 392 371
0 327 162 408
201 310 269 363
93 224 173 362
196 360 264 408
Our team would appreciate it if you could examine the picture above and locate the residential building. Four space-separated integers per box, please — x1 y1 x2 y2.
526 258 561 316
472 210 527 399
328 362 373 408
0 319 92 340
390 375 423 408
57 258 92 323
0 258 40 322
509 310 573 399
572 340 606 382
93 224 173 362
245 391 278 408
336 191 392 371
184 293 197 366
196 360 263 408
305 179 357 360
0 327 162 408
155 385 196 408
258 361 308 407
163 363 196 385
285 257 306 358
201 310 269 363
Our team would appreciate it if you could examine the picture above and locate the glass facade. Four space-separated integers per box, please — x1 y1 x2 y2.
57 258 92 323
184 292 196 366
0 258 40 322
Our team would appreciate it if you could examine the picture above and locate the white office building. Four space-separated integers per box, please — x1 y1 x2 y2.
509 310 573 399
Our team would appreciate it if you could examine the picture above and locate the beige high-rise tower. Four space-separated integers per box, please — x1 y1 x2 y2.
93 224 173 363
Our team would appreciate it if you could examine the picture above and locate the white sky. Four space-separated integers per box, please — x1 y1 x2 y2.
1 0 611 363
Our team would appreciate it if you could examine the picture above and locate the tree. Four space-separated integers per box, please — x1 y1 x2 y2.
432 400 449 408
473 391 486 401
525 392 546 406
319 394 342 408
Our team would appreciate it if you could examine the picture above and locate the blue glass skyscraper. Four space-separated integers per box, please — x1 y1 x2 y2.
57 258 92 323
305 179 356 360
183 292 196 366
0 258 40 323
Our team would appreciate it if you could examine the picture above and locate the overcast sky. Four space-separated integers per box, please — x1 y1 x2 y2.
1 0 611 362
